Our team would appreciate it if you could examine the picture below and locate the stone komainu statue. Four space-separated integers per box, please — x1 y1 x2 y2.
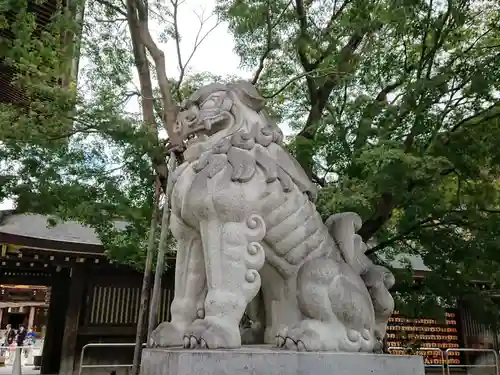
151 81 395 352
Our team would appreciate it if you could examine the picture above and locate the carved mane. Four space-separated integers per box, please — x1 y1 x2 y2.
179 81 318 201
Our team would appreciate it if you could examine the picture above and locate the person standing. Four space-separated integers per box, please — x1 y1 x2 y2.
25 328 35 345
16 325 27 360
24 328 35 359
4 324 15 346
16 326 26 345
1 324 16 357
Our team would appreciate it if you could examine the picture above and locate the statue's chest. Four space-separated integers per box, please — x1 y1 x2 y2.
170 160 231 221
171 162 205 219
170 157 262 225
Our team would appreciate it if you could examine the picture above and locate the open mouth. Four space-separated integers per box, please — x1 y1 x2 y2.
184 112 230 145
186 131 209 145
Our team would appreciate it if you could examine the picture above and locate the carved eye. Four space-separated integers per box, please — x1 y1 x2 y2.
181 105 199 123
185 112 197 122
200 94 220 109
173 122 182 133
201 99 215 109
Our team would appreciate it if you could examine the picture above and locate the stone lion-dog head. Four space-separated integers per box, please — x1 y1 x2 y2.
174 81 283 151
171 81 317 202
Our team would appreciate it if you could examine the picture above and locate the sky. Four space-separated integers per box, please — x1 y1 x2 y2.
0 0 256 211
152 0 246 79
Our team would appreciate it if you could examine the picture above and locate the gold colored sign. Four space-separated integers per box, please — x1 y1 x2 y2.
0 244 22 256
387 310 462 365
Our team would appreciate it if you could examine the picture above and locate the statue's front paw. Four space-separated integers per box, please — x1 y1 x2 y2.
183 317 241 349
150 322 185 347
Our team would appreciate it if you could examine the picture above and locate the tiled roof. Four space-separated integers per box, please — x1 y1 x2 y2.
0 211 431 271
0 211 127 246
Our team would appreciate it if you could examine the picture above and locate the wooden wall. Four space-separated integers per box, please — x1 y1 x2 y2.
67 264 176 375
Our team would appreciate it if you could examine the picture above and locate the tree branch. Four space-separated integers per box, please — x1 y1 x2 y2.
293 0 318 105
292 30 365 178
365 217 437 255
95 0 127 16
263 66 335 99
324 0 350 35
353 79 405 152
365 213 473 256
126 0 168 186
353 4 496 244
311 172 326 187
449 101 500 134
172 4 220 100
252 0 273 85
95 18 128 22
130 0 181 147
357 192 395 242
314 0 352 66
294 0 314 71
171 0 183 102
326 101 351 157
298 31 365 141
251 0 292 85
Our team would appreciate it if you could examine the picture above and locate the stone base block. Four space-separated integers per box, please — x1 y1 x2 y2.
140 346 425 375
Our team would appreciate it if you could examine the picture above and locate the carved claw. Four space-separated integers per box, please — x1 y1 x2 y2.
190 336 198 348
200 338 208 349
182 335 201 349
150 322 185 347
183 318 241 349
284 337 299 350
275 334 285 348
275 321 346 352
275 334 310 351
296 340 307 352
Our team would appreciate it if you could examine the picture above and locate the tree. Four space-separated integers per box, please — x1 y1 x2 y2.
1 0 222 371
216 0 500 320
3 0 500 338
0 0 159 266
0 0 222 264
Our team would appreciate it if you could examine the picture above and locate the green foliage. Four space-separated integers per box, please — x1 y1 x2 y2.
217 0 500 321
2 0 500 326
0 0 228 268
0 0 179 268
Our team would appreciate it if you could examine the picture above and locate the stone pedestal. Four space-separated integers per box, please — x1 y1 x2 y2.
140 346 425 375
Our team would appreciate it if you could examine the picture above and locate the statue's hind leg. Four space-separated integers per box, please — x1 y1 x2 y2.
259 261 303 344
277 256 377 352
183 215 267 349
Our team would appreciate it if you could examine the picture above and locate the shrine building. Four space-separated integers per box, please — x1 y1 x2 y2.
0 210 175 375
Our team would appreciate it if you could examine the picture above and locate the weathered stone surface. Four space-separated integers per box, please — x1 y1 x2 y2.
140 347 425 375
151 81 396 352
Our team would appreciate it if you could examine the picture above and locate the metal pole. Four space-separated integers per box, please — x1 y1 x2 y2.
388 346 445 375
445 348 499 375
78 342 147 375
11 348 22 375
131 184 161 375
147 153 177 344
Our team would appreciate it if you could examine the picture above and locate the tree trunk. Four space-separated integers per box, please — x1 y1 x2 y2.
126 1 181 373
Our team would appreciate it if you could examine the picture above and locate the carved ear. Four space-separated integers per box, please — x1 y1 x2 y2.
188 83 228 103
228 80 266 112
